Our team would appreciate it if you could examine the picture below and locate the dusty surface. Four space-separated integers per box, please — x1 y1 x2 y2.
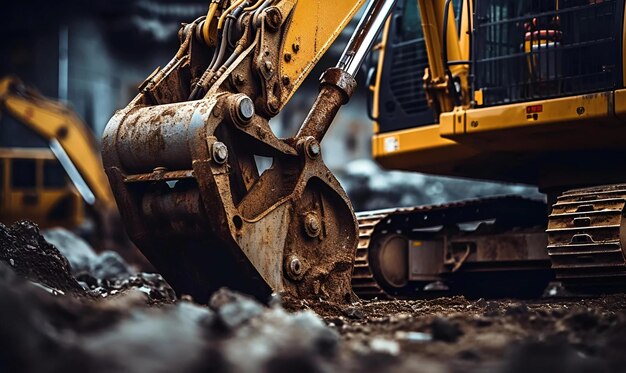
2 220 626 372
285 295 626 372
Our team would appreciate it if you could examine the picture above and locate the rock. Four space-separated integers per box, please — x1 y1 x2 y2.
505 303 529 316
96 273 177 303
43 228 134 282
92 251 133 281
394 331 432 342
369 338 400 356
484 301 501 317
42 228 97 275
210 288 264 330
424 281 449 291
342 306 365 319
431 317 463 343
82 302 215 373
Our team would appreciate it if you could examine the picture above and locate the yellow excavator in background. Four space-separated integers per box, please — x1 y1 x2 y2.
358 0 626 298
102 0 626 303
0 76 119 246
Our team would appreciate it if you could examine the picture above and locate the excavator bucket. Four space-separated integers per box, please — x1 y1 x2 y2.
103 97 357 303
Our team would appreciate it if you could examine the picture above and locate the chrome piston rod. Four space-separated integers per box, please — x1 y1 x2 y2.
296 0 397 142
337 0 397 77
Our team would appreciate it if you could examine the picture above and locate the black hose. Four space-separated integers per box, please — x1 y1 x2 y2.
227 3 247 48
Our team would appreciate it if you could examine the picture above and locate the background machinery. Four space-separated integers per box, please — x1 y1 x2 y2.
357 0 626 298
0 76 122 249
103 0 626 303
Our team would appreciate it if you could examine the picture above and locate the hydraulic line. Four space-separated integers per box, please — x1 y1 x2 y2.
243 0 264 12
218 0 247 30
201 0 221 45
190 2 250 100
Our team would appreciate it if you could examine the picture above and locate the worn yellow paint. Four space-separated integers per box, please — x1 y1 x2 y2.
440 91 617 138
614 88 626 121
372 124 479 171
279 0 366 105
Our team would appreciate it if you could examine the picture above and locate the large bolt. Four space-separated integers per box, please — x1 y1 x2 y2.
304 137 321 159
285 255 303 280
212 142 228 164
234 95 255 124
268 99 280 114
304 212 321 238
264 7 282 31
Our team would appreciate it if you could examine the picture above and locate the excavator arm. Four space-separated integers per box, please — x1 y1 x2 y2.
418 0 470 115
0 76 116 212
103 0 396 302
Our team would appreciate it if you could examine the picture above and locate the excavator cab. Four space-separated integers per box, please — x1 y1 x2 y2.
370 0 440 132
474 0 620 107
372 0 625 185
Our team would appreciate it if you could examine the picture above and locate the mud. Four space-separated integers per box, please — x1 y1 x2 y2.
2 220 626 373
0 221 85 295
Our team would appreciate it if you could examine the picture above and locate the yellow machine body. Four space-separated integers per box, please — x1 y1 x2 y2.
0 147 84 228
0 76 117 229
371 0 626 191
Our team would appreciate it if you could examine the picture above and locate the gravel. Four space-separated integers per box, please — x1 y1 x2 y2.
3 220 626 373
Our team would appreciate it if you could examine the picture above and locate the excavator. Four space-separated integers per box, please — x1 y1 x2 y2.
0 76 119 247
102 0 626 303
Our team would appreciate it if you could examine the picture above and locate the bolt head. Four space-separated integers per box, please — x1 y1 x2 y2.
304 138 321 159
285 255 303 280
304 213 321 237
236 95 255 122
290 258 302 275
264 7 282 31
212 142 228 164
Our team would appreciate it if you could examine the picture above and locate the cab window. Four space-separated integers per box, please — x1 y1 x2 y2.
11 159 37 188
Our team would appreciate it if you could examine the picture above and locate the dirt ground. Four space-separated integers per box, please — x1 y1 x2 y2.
2 220 626 373
284 294 626 372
